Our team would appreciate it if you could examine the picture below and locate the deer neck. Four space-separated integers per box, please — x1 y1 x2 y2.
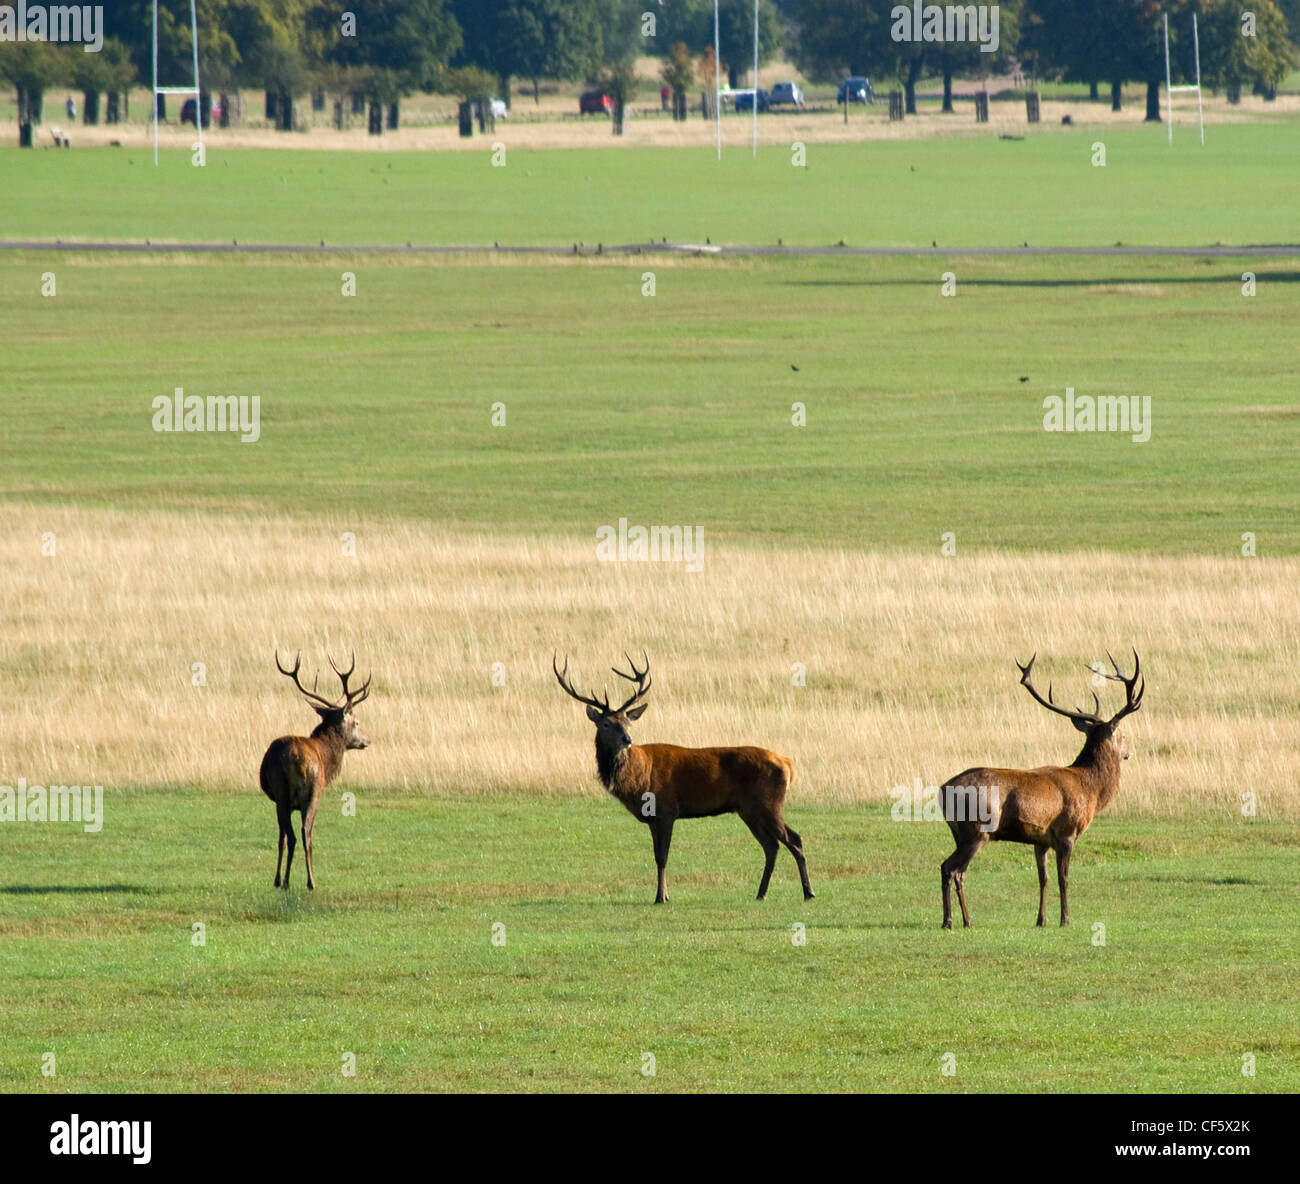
595 738 641 803
1070 733 1123 812
309 723 348 784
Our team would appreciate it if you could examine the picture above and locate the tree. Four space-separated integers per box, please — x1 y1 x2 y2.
441 65 497 135
0 38 66 146
69 37 136 125
312 0 462 132
661 41 694 120
1199 0 1293 99
599 57 638 134
657 0 783 89
454 0 601 106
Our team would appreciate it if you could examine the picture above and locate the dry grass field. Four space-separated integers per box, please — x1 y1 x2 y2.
4 504 1296 815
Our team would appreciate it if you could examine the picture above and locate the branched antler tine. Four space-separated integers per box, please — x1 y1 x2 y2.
553 653 609 714
611 649 651 713
275 649 340 709
1106 648 1144 722
1018 654 1100 723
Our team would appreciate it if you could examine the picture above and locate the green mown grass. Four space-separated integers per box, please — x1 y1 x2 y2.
3 123 1299 247
1 792 1296 1092
3 251 1297 552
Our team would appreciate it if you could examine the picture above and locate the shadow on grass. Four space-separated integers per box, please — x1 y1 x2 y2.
0 883 153 895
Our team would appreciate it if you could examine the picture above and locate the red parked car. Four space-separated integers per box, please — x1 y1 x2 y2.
579 89 613 115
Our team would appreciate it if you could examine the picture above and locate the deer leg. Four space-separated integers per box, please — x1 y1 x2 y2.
1035 844 1049 927
781 823 815 901
302 796 320 891
739 812 779 901
651 816 674 904
274 815 287 888
1056 838 1074 926
281 809 297 890
951 836 986 928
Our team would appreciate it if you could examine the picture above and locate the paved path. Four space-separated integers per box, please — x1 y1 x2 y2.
3 239 1299 257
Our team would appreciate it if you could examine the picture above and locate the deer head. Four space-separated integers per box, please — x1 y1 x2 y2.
553 650 652 752
1017 649 1144 758
275 650 372 749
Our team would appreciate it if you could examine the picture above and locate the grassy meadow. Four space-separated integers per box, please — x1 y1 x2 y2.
2 137 1299 1093
2 121 1300 247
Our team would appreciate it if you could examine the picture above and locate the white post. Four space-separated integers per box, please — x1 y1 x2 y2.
1164 12 1173 146
752 0 758 157
152 0 159 165
1193 11 1204 145
190 0 203 158
714 0 721 160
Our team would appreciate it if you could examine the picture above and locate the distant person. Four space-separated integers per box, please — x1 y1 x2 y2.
661 85 669 112
66 96 76 120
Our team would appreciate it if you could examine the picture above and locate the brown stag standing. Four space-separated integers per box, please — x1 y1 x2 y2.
553 652 813 904
260 651 371 890
940 650 1144 929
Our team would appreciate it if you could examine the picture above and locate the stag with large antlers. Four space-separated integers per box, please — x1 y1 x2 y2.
939 650 1144 929
554 651 813 904
259 651 371 890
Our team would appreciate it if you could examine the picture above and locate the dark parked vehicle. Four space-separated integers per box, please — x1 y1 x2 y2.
579 90 613 115
733 87 770 113
180 97 213 127
838 76 874 104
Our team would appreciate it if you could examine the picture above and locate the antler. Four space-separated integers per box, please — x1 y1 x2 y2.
553 653 613 714
1017 653 1104 726
1018 650 1144 728
610 649 652 714
1100 648 1144 724
329 650 372 709
276 650 370 711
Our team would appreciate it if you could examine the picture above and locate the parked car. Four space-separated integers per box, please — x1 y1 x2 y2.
733 87 770 113
769 81 805 107
579 89 613 115
838 76 874 104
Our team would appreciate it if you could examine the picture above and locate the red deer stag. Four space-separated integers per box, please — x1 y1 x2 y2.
553 652 813 904
940 650 1144 929
260 651 371 890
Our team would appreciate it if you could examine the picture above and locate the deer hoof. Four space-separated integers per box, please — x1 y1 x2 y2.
804 891 816 901
942 919 952 930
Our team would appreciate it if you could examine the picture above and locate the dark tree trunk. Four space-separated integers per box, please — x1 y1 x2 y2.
31 89 43 122
156 92 166 120
312 87 325 111
17 84 31 146
219 93 230 127
106 91 119 123
368 101 383 135
942 64 953 113
458 100 473 136
278 87 293 131
82 91 99 124
1089 80 1099 101
351 91 365 114
1110 80 1122 111
613 99 625 135
728 65 739 90
387 101 398 129
1145 80 1161 121
533 78 540 103
265 89 276 121
905 56 922 115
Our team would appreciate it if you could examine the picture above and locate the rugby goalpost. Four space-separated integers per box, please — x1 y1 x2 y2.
153 0 203 165
713 0 762 159
1164 10 1204 146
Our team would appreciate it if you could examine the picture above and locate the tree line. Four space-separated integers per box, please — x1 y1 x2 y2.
1 0 1294 146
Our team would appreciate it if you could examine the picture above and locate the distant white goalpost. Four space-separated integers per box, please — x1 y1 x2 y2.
153 0 203 165
1164 10 1204 146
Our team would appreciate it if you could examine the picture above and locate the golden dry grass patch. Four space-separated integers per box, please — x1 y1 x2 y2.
2 505 1297 816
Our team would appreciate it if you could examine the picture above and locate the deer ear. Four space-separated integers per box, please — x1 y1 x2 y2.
1070 716 1091 733
626 704 647 720
586 704 604 724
